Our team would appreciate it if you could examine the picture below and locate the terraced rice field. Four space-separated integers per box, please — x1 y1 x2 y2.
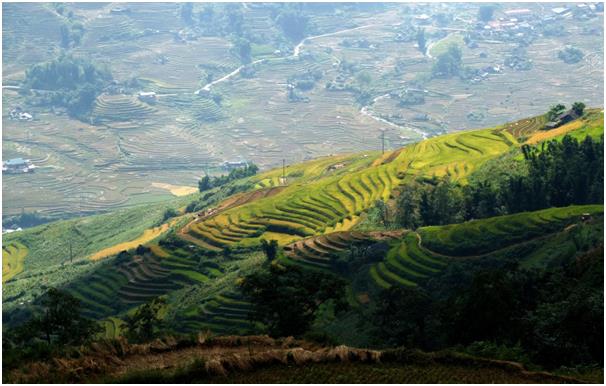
418 205 604 257
176 290 258 335
2 242 28 283
185 127 517 250
283 231 394 270
504 115 547 139
68 245 220 320
101 317 125 339
92 94 157 124
369 233 447 289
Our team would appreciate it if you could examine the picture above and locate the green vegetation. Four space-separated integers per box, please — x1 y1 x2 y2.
22 55 112 118
558 46 584 64
241 264 347 337
372 243 603 369
2 242 28 283
395 134 603 229
198 163 259 192
419 205 603 256
2 107 603 381
547 103 567 121
478 5 496 22
123 297 167 343
432 44 462 78
275 8 309 42
14 288 101 345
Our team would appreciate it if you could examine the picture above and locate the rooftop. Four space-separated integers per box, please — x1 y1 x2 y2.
4 158 27 166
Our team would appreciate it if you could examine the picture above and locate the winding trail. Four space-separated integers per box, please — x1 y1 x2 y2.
359 94 430 139
195 23 381 94
293 23 380 57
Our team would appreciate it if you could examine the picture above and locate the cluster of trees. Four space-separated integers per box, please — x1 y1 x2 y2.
506 135 602 212
198 163 259 192
372 247 603 368
558 46 584 64
123 297 167 343
416 28 426 53
60 21 85 49
547 102 585 121
240 264 347 337
7 288 100 347
275 9 309 42
432 44 463 78
396 135 603 228
22 55 112 119
232 37 252 64
4 287 170 370
478 5 496 22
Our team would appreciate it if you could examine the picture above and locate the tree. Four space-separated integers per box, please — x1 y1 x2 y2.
234 37 252 64
572 101 586 116
369 199 389 227
180 2 194 25
23 55 112 120
16 288 100 346
396 182 422 229
547 104 566 121
356 71 372 88
432 44 462 78
124 297 166 343
416 28 426 53
241 264 347 337
478 5 496 22
60 24 71 48
260 239 279 262
162 208 179 221
276 9 309 42
373 286 434 348
198 175 212 192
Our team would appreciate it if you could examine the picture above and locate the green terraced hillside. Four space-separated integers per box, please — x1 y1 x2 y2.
3 111 602 340
418 205 604 257
185 127 518 251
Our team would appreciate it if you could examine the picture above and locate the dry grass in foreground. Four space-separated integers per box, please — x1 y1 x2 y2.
5 334 590 384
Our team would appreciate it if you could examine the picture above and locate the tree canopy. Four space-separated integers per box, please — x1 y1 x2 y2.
241 264 347 337
23 55 112 119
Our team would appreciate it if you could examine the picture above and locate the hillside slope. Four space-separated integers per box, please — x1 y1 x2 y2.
2 110 603 340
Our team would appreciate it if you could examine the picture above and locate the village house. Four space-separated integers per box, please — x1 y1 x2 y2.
3 158 34 174
8 107 33 121
138 91 157 103
327 163 346 171
544 109 580 130
223 160 249 170
504 8 533 21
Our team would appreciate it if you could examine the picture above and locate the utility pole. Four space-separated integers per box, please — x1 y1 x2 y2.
380 128 386 154
282 159 286 185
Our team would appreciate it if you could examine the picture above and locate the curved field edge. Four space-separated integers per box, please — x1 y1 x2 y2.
88 219 179 261
418 205 604 257
2 242 28 283
184 126 520 250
